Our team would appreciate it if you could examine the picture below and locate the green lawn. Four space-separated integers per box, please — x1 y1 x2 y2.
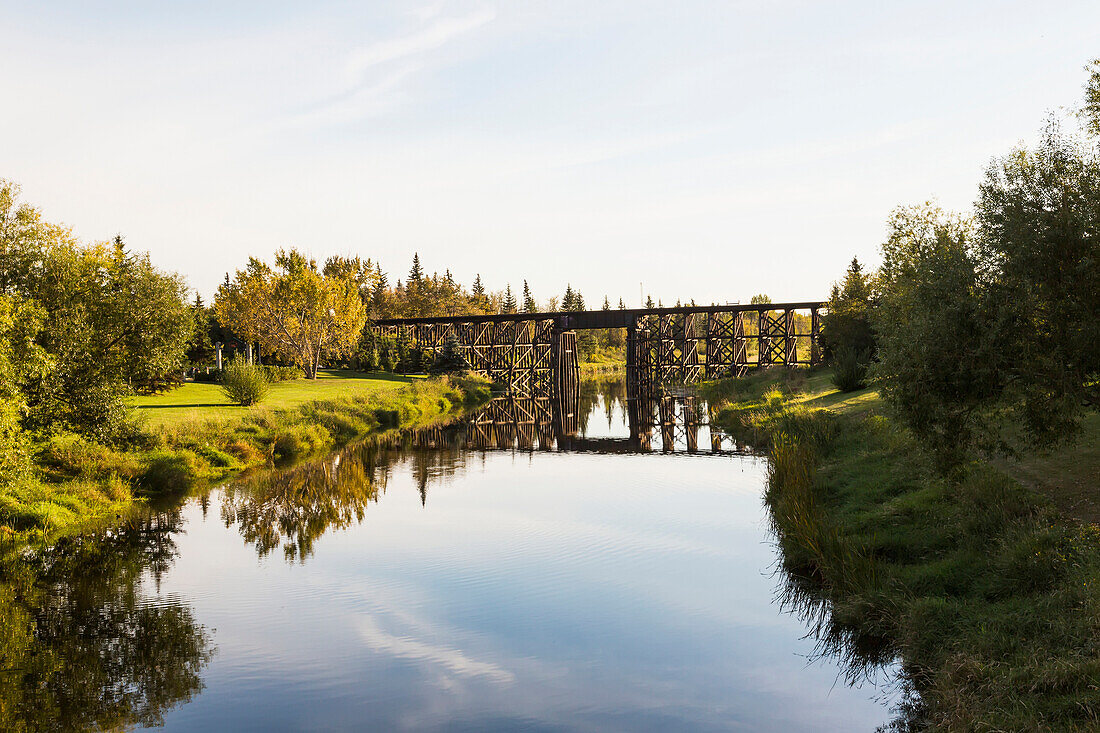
131 370 419 426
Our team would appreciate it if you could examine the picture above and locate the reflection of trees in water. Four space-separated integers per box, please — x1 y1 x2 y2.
222 448 382 562
0 513 213 732
221 438 474 561
578 377 626 434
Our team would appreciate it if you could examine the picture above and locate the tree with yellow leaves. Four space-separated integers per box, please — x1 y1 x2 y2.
215 249 367 378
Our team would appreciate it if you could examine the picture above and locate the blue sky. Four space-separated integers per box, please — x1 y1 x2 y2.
2 1 1098 305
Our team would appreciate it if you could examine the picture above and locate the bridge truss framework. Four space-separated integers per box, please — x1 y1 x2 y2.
372 301 824 396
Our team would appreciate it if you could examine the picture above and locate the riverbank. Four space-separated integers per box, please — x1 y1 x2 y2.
703 369 1100 730
2 373 491 545
578 357 625 377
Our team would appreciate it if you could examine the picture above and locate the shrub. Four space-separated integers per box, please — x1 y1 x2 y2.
140 449 199 492
34 432 142 481
194 444 243 470
221 360 269 406
260 365 304 382
225 439 265 464
273 424 331 461
831 347 870 392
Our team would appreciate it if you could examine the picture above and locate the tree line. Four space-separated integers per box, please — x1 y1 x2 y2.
207 250 633 373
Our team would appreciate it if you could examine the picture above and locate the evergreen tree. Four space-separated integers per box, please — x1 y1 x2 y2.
602 296 611 310
363 339 380 371
562 284 575 311
645 295 655 308
618 298 626 309
380 344 396 372
821 257 876 360
522 280 537 312
429 334 469 375
185 294 215 366
371 265 388 312
502 284 517 313
408 253 423 287
472 274 485 297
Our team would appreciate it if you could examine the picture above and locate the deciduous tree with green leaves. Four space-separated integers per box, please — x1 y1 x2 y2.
0 181 193 440
215 249 368 379
975 116 1100 445
872 203 1008 470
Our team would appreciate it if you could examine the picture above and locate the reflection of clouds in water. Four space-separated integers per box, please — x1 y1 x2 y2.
356 615 515 685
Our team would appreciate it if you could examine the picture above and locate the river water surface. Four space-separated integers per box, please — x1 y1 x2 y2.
4 380 897 731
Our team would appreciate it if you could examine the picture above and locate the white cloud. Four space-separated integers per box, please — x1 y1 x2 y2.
356 615 516 684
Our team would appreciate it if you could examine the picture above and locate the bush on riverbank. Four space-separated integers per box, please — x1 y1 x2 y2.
221 360 269 406
0 374 491 544
704 370 1100 731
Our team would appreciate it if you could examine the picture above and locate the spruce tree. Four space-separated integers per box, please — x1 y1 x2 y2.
602 296 610 310
645 294 655 309
472 274 485 297
502 284 517 313
522 280 537 312
429 334 469 374
408 253 423 287
562 284 575 311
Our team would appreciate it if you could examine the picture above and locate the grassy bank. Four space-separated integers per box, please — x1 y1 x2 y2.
703 369 1100 731
2 373 491 545
578 358 625 377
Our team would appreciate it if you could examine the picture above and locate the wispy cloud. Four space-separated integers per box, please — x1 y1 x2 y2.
344 7 495 78
357 615 515 684
293 7 496 127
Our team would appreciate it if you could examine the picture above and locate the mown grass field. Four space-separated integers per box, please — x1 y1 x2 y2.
130 370 419 426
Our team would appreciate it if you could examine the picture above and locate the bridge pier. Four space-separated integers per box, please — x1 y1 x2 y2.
551 330 579 435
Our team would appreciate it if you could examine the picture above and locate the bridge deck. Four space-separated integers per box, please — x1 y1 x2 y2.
374 301 823 330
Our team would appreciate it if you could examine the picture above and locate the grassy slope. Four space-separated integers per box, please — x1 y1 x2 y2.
703 369 1100 730
131 370 418 426
726 369 1100 524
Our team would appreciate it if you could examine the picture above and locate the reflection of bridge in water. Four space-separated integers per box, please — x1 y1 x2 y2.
380 381 750 455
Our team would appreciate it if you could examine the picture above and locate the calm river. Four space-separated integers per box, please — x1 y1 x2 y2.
2 379 897 731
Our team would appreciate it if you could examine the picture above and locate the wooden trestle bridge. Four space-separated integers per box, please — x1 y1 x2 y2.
372 301 825 396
